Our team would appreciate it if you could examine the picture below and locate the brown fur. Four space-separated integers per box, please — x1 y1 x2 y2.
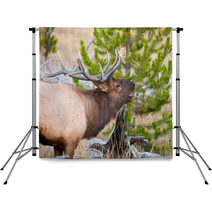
39 78 135 158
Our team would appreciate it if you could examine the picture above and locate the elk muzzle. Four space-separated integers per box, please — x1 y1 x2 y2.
127 81 136 102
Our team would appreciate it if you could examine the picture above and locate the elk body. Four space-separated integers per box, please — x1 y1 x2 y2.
39 51 135 158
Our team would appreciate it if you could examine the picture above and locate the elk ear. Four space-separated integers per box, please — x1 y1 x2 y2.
93 82 109 92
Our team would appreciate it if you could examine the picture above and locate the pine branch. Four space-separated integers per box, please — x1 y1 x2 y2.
129 29 146 45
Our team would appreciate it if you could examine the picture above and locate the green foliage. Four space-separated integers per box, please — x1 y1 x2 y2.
40 27 58 60
141 140 173 157
148 112 172 139
72 78 86 90
102 122 115 137
79 27 173 147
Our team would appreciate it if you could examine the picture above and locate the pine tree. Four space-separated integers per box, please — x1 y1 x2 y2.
40 27 58 60
79 28 172 155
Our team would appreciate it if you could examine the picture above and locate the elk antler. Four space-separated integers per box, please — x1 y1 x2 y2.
44 50 122 83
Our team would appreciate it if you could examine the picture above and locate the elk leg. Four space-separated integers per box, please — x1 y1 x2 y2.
54 146 64 157
64 143 76 159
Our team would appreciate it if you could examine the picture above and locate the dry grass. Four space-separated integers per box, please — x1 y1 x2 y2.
39 144 54 158
41 27 94 66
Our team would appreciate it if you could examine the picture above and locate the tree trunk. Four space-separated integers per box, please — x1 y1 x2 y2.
45 27 52 61
89 105 150 158
105 105 128 158
90 106 128 158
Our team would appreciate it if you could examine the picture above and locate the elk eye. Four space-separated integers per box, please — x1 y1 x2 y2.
116 84 120 88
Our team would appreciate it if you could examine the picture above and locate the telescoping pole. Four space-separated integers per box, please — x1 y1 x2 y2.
29 27 39 156
175 27 183 156
175 28 181 156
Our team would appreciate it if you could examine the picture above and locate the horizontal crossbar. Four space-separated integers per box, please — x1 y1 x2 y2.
181 147 198 154
17 149 32 161
180 149 195 160
14 147 38 154
14 148 32 154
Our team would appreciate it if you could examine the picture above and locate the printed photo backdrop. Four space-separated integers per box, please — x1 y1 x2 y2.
39 27 172 159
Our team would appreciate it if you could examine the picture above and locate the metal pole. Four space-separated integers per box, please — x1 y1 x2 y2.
175 27 183 156
30 28 38 156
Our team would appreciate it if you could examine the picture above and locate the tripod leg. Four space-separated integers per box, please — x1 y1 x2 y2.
194 158 208 184
1 128 32 171
180 129 208 184
180 128 211 170
3 128 32 185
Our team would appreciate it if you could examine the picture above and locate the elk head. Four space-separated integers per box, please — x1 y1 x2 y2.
94 78 135 107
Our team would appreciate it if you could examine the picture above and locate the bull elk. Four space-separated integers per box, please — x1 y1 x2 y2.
39 50 135 158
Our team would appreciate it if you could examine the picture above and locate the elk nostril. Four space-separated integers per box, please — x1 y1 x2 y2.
130 81 136 87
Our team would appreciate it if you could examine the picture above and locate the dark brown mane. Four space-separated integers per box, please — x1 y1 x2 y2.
82 88 119 139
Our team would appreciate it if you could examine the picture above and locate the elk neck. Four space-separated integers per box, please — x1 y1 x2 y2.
82 88 120 139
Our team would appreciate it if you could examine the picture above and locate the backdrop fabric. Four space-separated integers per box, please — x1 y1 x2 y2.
39 27 173 159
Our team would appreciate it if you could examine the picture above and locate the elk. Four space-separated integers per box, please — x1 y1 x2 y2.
39 50 135 158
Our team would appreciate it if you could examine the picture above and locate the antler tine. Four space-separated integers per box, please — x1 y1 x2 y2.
95 52 110 81
106 50 122 76
41 58 59 69
77 51 102 82
65 59 91 81
99 63 103 81
57 51 70 73
106 49 118 74
44 51 72 77
102 52 110 74
66 72 90 81
79 62 102 82
73 58 79 71
99 50 122 82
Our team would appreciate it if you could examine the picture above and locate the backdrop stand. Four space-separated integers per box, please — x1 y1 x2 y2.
173 27 211 184
0 27 39 185
1 27 211 185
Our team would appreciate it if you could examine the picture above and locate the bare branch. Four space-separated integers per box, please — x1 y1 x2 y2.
86 36 95 51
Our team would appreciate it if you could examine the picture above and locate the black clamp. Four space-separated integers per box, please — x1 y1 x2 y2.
173 126 181 129
176 27 183 33
32 126 39 129
29 28 36 33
